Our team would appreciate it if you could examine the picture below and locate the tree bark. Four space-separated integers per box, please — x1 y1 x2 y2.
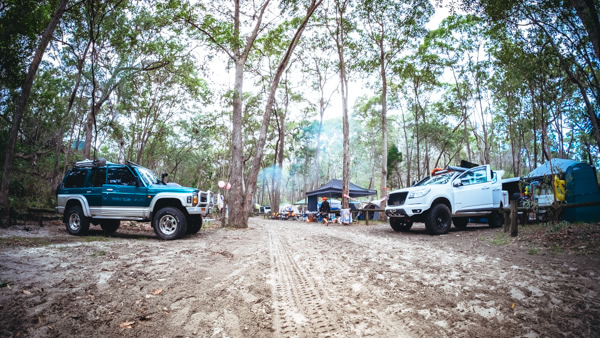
570 0 600 61
0 0 69 219
378 30 388 219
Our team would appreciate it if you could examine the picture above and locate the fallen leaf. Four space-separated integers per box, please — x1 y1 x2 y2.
512 303 515 309
23 290 31 295
119 320 135 329
138 315 151 321
151 289 163 295
145 295 151 299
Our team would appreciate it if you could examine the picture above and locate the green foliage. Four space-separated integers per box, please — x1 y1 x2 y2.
387 144 402 183
2 0 600 217
0 0 54 90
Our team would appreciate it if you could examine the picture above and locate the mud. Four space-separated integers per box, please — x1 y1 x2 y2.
1 218 599 337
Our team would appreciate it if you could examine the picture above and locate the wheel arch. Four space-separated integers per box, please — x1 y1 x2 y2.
429 197 451 212
152 198 186 218
64 197 91 219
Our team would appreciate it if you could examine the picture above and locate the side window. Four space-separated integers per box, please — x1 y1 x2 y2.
88 168 107 187
64 169 88 188
107 167 137 186
457 167 487 186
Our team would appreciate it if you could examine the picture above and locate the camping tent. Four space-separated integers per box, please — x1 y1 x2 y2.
526 159 600 222
305 179 377 211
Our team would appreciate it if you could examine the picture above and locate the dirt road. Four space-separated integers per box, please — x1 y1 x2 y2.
1 217 599 337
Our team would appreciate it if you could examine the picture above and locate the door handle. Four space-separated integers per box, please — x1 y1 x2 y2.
106 188 113 192
482 187 490 190
86 191 91 193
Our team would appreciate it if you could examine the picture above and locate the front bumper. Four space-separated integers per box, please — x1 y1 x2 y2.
385 202 428 218
186 206 212 215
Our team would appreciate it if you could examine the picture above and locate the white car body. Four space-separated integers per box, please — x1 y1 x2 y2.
385 165 508 232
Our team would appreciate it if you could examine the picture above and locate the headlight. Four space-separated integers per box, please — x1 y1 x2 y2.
408 188 430 199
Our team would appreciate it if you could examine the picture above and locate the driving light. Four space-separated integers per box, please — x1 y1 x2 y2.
408 188 430 199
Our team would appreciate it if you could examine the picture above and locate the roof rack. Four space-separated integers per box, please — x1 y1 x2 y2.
447 165 468 173
126 160 141 167
74 158 107 168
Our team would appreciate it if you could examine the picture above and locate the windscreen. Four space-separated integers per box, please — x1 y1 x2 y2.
137 167 161 185
417 172 454 186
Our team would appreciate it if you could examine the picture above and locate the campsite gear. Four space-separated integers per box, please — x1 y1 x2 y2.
306 179 377 212
341 208 351 224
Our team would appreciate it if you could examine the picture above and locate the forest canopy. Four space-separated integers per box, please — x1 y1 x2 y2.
1 0 599 226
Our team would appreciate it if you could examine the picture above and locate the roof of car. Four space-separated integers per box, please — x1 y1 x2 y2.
73 158 148 169
73 158 119 168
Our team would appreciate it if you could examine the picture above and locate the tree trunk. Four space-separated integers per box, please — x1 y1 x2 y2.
401 108 412 187
340 60 350 210
228 57 246 227
0 0 68 219
241 0 322 224
570 0 600 61
379 38 387 219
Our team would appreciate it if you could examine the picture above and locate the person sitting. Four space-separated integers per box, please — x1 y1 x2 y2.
319 197 331 226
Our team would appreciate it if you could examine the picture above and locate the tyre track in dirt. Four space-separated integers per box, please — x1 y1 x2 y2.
267 220 411 337
261 219 600 337
2 219 599 337
268 226 338 337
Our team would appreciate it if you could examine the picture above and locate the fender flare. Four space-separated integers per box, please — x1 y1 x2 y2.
64 195 92 217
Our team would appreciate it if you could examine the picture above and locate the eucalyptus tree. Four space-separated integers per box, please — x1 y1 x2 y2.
356 0 432 209
81 0 178 160
393 50 442 180
120 59 207 166
250 19 308 214
178 0 322 227
296 30 338 191
243 0 323 225
325 0 354 209
0 0 69 221
464 0 600 154
52 2 93 185
352 95 384 190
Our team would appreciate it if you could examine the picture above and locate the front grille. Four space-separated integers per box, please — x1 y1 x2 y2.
386 209 406 216
388 192 408 206
199 192 208 202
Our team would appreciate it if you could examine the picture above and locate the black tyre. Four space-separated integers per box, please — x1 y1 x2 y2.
187 215 203 234
453 217 469 229
488 211 504 228
65 205 90 236
389 218 413 232
153 207 188 240
425 204 451 235
100 220 120 235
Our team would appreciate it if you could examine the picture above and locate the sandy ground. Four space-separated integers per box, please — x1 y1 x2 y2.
0 217 599 337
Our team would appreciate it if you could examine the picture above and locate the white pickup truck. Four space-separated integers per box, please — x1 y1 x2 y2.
385 165 508 235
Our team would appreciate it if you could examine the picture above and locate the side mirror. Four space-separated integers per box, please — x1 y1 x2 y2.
453 180 462 187
161 173 168 184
